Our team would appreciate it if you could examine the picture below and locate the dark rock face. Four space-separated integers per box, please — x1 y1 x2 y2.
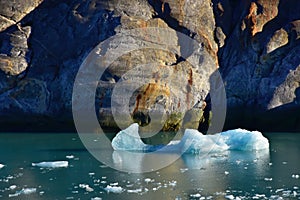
0 0 300 132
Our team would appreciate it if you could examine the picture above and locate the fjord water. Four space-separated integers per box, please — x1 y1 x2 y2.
0 132 299 199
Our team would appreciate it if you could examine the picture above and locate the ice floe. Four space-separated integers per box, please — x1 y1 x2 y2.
111 123 269 153
8 188 36 197
0 164 4 169
32 161 68 168
104 185 124 193
79 184 94 192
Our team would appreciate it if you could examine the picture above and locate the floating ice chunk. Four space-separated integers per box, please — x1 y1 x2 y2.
91 197 102 200
110 182 119 186
292 174 299 179
225 194 235 199
0 164 4 169
104 185 123 193
66 155 74 159
9 185 17 190
111 123 149 151
182 128 269 152
79 184 94 192
127 188 143 193
264 177 273 181
190 193 201 198
220 128 269 150
32 161 68 168
180 129 228 154
168 180 177 187
111 124 269 153
293 191 297 197
180 168 188 173
9 188 36 197
144 178 152 183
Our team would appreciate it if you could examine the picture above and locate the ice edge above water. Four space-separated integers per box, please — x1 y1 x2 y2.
111 123 269 154
32 161 69 168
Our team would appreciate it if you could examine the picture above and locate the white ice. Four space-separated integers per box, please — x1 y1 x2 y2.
79 184 94 192
111 123 149 151
8 188 36 197
111 123 269 153
104 185 124 193
0 164 4 169
32 161 68 168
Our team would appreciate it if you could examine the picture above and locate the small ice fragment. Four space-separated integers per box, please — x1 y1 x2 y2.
144 178 152 183
264 177 273 181
21 188 37 194
269 163 273 166
79 184 94 192
110 182 118 186
7 175 13 179
127 188 142 193
275 188 284 193
9 188 36 197
291 174 299 179
255 194 266 198
225 194 235 199
9 185 17 190
282 162 287 165
293 191 297 197
225 171 229 175
169 180 177 187
91 197 102 200
180 168 189 173
66 155 74 159
32 161 68 168
190 193 201 198
104 185 123 193
89 172 95 176
0 164 4 169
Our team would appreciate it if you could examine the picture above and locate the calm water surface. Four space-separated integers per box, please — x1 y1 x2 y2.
0 132 299 199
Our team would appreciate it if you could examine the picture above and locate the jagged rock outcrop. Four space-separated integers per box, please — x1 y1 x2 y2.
0 0 43 32
0 0 300 132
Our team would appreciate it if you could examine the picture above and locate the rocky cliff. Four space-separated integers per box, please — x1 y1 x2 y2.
0 0 299 132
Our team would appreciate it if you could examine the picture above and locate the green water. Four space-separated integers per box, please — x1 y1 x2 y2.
0 133 299 199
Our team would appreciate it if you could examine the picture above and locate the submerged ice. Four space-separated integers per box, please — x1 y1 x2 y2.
111 123 269 154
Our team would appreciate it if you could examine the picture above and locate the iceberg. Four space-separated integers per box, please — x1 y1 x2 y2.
111 123 149 151
180 129 229 154
32 161 68 168
111 123 269 154
0 163 4 169
220 128 269 151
